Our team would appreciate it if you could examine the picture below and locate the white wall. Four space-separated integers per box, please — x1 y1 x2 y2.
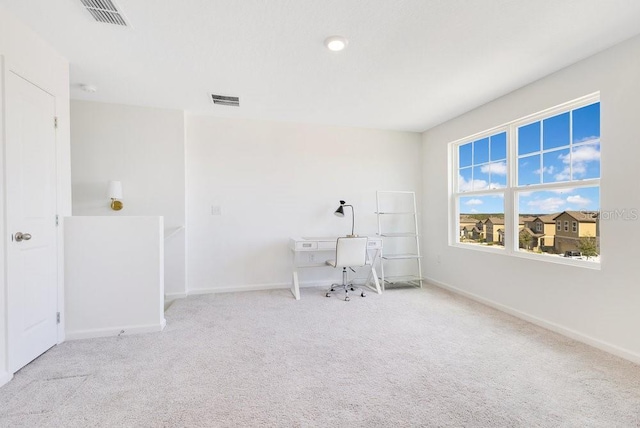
64 216 165 339
422 34 640 362
70 101 186 297
0 6 71 386
186 115 422 293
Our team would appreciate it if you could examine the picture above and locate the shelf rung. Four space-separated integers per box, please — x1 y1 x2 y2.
382 253 422 260
379 233 418 237
381 275 423 284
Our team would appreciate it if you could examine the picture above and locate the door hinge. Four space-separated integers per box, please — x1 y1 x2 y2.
56 312 61 324
55 215 59 226
54 117 58 129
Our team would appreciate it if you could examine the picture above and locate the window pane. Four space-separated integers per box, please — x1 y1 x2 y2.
518 154 541 186
573 102 600 143
518 122 540 155
543 112 570 150
483 161 507 188
458 167 473 192
473 138 489 164
571 141 600 180
542 148 570 183
459 143 472 168
517 186 599 261
473 165 489 191
490 132 507 161
459 194 504 247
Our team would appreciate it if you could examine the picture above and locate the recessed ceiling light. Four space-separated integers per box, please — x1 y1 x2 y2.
324 35 348 52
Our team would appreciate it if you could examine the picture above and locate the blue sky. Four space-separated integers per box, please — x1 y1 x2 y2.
458 102 600 213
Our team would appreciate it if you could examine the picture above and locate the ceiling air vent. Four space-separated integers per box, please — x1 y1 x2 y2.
81 0 128 26
210 94 240 107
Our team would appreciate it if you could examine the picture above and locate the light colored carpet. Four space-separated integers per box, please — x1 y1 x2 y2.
1 284 640 427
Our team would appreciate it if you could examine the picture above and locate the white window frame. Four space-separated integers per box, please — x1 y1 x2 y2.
572 221 578 233
450 93 600 269
564 221 569 232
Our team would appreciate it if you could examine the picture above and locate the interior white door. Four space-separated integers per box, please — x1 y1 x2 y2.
6 71 58 373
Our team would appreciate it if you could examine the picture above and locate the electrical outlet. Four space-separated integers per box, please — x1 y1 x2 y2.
211 205 222 215
437 254 441 264
309 253 315 263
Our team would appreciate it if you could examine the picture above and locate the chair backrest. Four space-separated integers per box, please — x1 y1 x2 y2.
334 237 368 268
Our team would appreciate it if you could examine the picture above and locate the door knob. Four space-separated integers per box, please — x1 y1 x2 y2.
14 232 32 242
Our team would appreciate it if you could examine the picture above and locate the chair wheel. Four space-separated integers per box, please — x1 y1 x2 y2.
330 288 335 292
350 287 355 291
325 293 331 297
345 296 350 301
361 292 366 297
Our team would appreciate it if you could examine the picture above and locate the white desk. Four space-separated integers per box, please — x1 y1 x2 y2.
289 236 383 300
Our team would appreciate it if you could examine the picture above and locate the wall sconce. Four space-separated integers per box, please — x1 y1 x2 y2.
108 180 123 211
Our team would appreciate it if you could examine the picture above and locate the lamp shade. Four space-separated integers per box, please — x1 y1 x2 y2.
107 181 123 199
334 205 345 217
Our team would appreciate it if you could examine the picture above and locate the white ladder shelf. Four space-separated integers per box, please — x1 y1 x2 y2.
376 191 423 290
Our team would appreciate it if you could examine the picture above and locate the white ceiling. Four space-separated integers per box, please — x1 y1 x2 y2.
2 0 640 132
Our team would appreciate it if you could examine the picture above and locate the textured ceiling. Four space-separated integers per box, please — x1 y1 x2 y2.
2 0 640 132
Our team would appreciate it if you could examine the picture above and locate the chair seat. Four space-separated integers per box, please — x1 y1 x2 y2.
326 259 370 268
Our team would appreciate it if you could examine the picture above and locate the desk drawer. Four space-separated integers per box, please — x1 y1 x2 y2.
295 241 317 250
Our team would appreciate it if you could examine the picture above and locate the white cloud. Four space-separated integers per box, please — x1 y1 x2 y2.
566 195 591 206
458 175 488 192
575 135 599 143
481 162 507 176
556 143 600 180
571 144 601 163
527 197 566 212
470 209 478 213
465 198 483 206
535 165 555 175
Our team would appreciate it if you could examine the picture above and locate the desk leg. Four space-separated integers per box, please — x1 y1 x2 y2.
291 270 301 300
371 267 382 294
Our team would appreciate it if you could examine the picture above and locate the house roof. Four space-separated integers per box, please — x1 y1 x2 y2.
520 227 544 238
553 211 599 223
484 217 504 225
533 214 558 224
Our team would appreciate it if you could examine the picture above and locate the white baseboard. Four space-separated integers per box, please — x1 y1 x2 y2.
66 322 165 341
0 371 13 388
424 276 640 365
188 282 289 295
165 292 187 301
187 279 350 297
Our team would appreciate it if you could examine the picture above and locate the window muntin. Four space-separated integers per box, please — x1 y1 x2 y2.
516 103 601 187
458 132 507 192
453 96 600 264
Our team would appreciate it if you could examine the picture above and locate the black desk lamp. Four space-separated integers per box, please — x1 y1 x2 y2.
334 200 357 237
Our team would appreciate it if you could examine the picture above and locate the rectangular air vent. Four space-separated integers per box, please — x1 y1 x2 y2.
81 0 128 26
210 94 240 107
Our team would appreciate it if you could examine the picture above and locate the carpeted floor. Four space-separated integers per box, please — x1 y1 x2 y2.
1 284 640 427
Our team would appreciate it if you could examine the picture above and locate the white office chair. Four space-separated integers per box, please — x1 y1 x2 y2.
325 236 369 301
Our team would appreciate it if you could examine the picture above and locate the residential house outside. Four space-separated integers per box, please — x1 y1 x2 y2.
553 211 600 254
520 214 557 252
485 217 504 245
